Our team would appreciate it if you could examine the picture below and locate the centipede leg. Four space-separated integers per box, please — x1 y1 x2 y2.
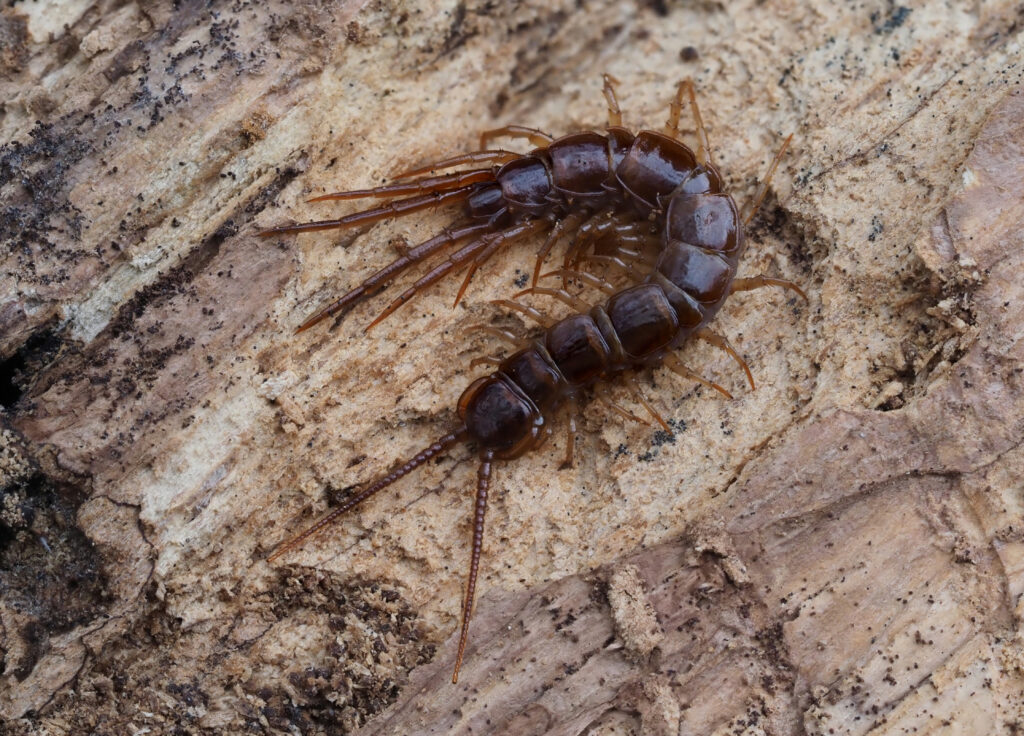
595 388 649 426
513 285 593 314
469 354 505 369
740 134 794 225
626 378 671 433
662 353 733 399
453 241 501 308
731 275 807 301
366 219 548 330
533 212 584 287
479 125 554 149
682 79 714 169
455 217 557 307
453 451 495 684
602 74 623 127
579 253 652 283
490 299 555 328
563 209 618 275
696 328 755 391
309 168 498 202
539 268 617 297
561 396 579 470
259 186 476 237
612 234 661 265
295 221 493 333
462 324 521 347
455 214 554 307
608 243 658 272
664 79 687 140
569 214 656 276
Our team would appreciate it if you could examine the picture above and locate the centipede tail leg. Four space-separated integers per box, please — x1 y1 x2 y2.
366 220 549 330
479 125 554 149
295 221 493 333
258 187 476 237
731 275 808 302
309 169 497 202
696 328 755 391
365 237 496 331
455 216 555 307
393 150 521 179
453 451 495 684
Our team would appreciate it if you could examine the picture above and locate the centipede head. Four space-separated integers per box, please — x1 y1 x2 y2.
457 375 546 459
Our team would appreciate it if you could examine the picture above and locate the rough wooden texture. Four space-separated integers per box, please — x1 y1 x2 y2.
1 1 1022 734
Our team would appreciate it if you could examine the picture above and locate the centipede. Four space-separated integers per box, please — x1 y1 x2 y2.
260 76 806 683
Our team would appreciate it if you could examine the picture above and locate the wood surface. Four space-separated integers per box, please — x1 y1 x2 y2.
1 1 1022 733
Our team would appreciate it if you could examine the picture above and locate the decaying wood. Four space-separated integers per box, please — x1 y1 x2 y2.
1 1 1022 734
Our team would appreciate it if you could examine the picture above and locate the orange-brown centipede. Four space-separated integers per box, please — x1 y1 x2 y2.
260 77 805 683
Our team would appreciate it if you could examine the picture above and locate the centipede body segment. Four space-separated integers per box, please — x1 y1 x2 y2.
259 77 805 683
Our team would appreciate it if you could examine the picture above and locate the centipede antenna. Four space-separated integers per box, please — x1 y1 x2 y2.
393 150 521 179
259 187 475 237
308 168 497 202
453 450 495 684
741 134 793 226
266 429 468 563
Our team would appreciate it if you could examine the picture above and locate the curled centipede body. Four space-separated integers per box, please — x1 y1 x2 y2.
260 77 806 683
